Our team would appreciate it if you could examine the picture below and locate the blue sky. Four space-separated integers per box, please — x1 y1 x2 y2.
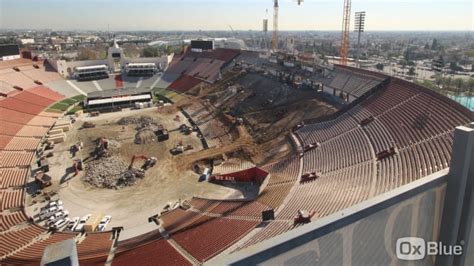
0 0 472 31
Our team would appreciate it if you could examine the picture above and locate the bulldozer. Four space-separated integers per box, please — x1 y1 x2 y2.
170 142 194 155
129 155 157 170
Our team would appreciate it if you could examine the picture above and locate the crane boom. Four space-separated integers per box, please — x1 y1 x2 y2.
340 0 351 65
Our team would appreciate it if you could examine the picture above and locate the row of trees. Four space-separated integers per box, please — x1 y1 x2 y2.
433 75 474 95
142 45 183 58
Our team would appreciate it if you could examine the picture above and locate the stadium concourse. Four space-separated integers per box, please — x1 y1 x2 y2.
0 48 473 265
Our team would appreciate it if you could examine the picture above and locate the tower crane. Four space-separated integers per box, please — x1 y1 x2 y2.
340 0 351 65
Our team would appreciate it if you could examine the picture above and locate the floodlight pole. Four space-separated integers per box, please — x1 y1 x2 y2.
354 11 366 68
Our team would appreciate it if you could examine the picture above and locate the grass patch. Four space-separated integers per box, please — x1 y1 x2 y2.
71 95 86 102
66 105 84 115
46 108 65 113
49 102 70 111
48 94 87 113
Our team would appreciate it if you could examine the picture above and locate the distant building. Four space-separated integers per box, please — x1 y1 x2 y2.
20 38 35 45
51 40 170 79
0 44 20 61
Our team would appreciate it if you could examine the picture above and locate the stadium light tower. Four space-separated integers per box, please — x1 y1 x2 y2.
263 9 269 51
339 0 351 65
272 0 279 51
354 11 366 68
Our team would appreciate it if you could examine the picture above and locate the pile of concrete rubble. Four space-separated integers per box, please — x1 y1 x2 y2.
117 116 161 144
83 156 145 189
118 116 157 129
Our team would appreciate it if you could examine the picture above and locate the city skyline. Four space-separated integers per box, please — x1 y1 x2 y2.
0 0 472 31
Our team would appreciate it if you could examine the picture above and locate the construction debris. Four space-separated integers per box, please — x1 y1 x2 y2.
118 115 165 144
83 156 145 189
117 115 155 129
135 129 156 144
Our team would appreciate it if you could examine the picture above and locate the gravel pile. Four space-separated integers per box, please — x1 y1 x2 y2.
83 156 145 189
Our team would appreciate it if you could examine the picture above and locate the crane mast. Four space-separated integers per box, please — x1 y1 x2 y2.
340 0 351 65
272 0 279 50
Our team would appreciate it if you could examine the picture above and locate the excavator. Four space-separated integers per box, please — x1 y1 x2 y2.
93 137 109 158
129 155 157 170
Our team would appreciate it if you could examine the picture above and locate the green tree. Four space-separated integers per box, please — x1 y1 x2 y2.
454 78 464 92
375 63 384 71
408 67 416 76
468 78 474 96
444 77 452 90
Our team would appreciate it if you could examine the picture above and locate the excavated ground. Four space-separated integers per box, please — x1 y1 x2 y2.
30 108 242 237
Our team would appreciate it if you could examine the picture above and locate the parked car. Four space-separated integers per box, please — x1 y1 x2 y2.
38 211 56 222
43 200 62 210
97 215 112 231
65 217 80 231
52 218 69 230
40 206 64 218
74 214 91 232
48 210 69 224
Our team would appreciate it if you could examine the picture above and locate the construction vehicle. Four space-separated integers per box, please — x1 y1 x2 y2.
129 155 157 170
303 142 320 152
292 122 304 132
93 137 109 158
156 128 169 141
360 116 375 127
73 159 83 176
170 142 194 155
300 172 319 183
377 147 398 161
82 122 96 129
223 114 244 126
179 124 193 135
294 210 316 225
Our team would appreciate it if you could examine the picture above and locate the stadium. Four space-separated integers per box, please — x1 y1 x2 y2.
0 28 473 266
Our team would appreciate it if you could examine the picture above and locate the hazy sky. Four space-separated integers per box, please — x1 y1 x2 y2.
0 0 472 31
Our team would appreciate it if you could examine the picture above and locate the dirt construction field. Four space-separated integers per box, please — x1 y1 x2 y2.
26 107 241 239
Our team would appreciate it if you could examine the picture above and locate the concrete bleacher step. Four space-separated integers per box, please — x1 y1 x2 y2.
274 155 304 216
167 238 201 265
1 231 51 261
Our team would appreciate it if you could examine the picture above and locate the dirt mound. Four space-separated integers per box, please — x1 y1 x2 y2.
135 129 156 144
83 156 145 189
